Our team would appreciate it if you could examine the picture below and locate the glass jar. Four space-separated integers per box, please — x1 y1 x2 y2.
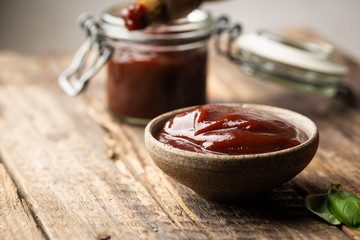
59 4 213 125
233 30 348 97
214 18 349 98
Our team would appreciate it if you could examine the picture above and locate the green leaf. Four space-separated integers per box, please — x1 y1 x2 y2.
305 182 360 231
305 193 341 225
328 189 360 230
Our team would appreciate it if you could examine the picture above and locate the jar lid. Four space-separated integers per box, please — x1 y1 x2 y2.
99 4 213 43
235 30 348 76
228 28 349 96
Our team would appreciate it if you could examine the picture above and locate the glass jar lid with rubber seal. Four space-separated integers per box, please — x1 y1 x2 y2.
59 4 213 125
214 17 352 101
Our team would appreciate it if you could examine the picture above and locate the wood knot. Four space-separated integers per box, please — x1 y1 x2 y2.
97 234 111 240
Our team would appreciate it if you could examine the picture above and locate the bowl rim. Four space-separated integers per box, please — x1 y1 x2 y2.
145 103 319 162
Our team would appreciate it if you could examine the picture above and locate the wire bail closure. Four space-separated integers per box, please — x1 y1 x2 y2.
59 14 113 96
214 16 242 63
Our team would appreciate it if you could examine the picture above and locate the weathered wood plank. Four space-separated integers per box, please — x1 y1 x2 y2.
86 101 211 239
0 163 45 240
0 52 207 240
1 26 360 240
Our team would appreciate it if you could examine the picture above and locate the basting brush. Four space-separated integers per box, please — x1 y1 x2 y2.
121 0 207 30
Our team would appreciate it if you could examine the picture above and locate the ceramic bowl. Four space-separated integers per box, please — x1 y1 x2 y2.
144 104 319 203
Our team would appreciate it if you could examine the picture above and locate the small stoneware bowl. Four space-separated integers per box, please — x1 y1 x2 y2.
144 104 319 203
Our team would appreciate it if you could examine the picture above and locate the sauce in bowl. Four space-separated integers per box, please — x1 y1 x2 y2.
156 104 307 155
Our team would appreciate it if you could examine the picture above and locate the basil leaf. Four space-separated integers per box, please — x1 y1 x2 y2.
328 190 360 230
305 193 341 225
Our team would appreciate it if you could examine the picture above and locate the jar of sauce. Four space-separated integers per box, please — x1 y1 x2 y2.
59 4 213 125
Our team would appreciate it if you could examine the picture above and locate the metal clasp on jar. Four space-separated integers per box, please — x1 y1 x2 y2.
59 14 113 96
213 16 242 63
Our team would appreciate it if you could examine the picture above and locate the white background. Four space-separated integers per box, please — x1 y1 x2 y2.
1 0 359 61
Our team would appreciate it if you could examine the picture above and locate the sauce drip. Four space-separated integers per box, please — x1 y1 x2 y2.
121 3 148 30
156 104 305 155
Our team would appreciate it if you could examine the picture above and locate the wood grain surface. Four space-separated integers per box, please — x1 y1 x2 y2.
0 33 359 240
0 164 45 240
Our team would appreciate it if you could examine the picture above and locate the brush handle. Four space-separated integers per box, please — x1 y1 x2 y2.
163 0 220 20
122 0 221 31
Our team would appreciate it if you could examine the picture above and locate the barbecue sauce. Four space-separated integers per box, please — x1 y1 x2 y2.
156 104 305 155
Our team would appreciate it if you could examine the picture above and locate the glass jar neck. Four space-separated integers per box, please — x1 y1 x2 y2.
99 4 213 44
106 37 209 53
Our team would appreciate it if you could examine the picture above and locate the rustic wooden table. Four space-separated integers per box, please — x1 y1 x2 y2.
1 36 360 239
